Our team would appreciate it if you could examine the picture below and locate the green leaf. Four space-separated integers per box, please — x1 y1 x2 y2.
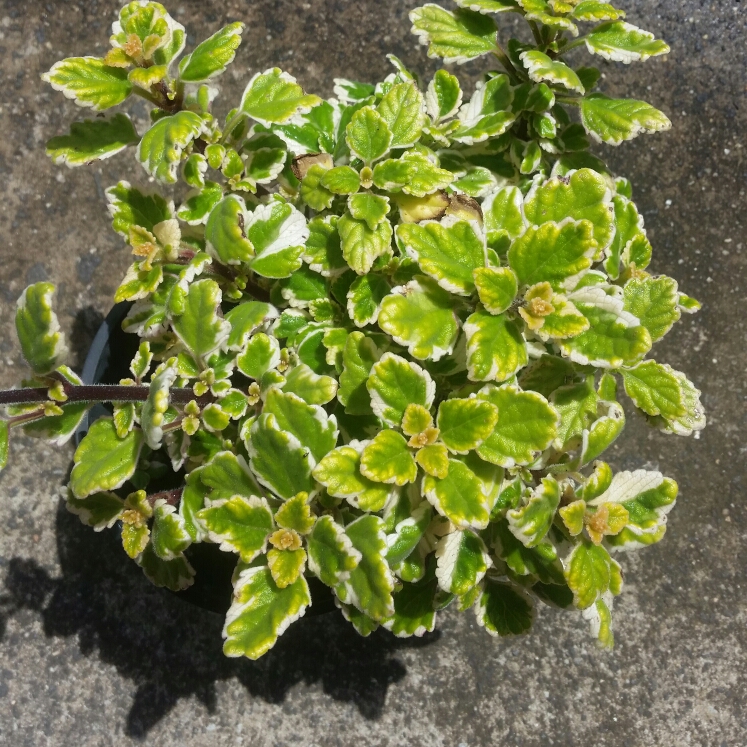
65 489 124 531
178 21 244 81
247 414 316 499
571 1 625 21
263 388 338 463
303 216 347 277
172 278 231 359
426 69 462 121
475 580 534 636
267 547 307 588
338 212 393 275
274 492 315 535
507 477 560 547
550 378 598 448
386 502 433 565
508 220 597 291
621 361 684 419
246 201 308 279
649 370 705 436
106 181 173 237
464 309 527 382
336 515 395 621
397 218 486 296
454 0 519 11
320 166 361 195
223 566 310 659
409 5 498 64
282 364 338 405
453 75 515 144
15 282 68 375
177 181 224 226
436 529 491 595
0 420 8 471
622 275 679 342
437 398 498 454
307 514 362 586
236 333 280 380
205 195 253 265
560 286 651 368
376 82 426 149
151 500 192 561
580 94 671 146
46 114 139 166
138 544 195 592
70 419 143 499
605 195 651 277
585 21 669 63
520 50 585 94
473 267 518 315
360 430 418 486
197 494 274 562
240 68 321 125
299 164 334 211
523 168 615 252
347 274 391 327
483 185 526 250
345 106 393 164
42 56 132 110
338 332 382 415
378 276 459 361
137 111 207 183
348 193 390 230
518 354 575 398
476 385 559 467
493 521 565 584
367 353 435 427
564 541 621 609
382 562 439 637
373 151 454 197
225 300 277 351
424 459 490 529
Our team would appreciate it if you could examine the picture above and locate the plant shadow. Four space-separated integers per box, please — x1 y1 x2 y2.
0 501 440 739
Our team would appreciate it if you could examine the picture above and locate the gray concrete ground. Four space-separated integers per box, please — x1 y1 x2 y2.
0 1 745 745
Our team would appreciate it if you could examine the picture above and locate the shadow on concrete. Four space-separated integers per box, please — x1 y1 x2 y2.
0 501 439 739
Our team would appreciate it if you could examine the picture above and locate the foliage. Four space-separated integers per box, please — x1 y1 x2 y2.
0 0 703 658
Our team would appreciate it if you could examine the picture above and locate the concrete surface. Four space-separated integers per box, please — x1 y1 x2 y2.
0 1 745 745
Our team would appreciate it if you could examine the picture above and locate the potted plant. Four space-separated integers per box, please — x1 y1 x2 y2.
0 0 704 659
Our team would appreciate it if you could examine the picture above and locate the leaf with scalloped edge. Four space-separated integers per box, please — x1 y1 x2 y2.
378 276 459 362
564 540 621 610
520 51 584 94
106 180 173 238
473 267 518 315
424 459 490 529
367 353 435 427
621 361 684 420
64 488 124 531
338 212 393 276
335 515 395 621
246 201 307 279
46 114 139 167
247 414 316 499
15 282 69 375
197 494 274 562
377 82 426 149
282 364 337 406
585 21 669 64
360 430 418 486
580 94 671 146
523 169 614 252
426 69 462 121
453 75 515 145
346 274 391 328
138 544 195 592
137 111 207 183
410 5 498 64
241 68 321 125
464 309 526 383
606 195 651 277
622 275 679 342
70 419 143 499
42 56 132 110
205 194 253 265
476 385 559 467
338 332 382 415
385 502 433 567
307 514 362 586
303 216 346 277
151 500 192 561
560 286 651 368
172 278 231 360
475 580 535 636
397 218 486 296
507 477 561 548
223 566 310 659
178 21 244 81
454 0 519 12
648 370 705 436
436 529 491 595
345 106 393 164
382 561 439 638
571 1 625 22
437 398 498 455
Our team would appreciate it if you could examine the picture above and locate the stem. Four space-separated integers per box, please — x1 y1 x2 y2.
0 384 211 408
492 44 519 79
529 21 544 49
557 36 587 54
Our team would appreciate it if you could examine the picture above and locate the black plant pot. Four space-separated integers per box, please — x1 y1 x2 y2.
76 302 336 617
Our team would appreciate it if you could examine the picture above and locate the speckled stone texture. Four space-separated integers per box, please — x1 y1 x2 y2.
0 1 744 745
